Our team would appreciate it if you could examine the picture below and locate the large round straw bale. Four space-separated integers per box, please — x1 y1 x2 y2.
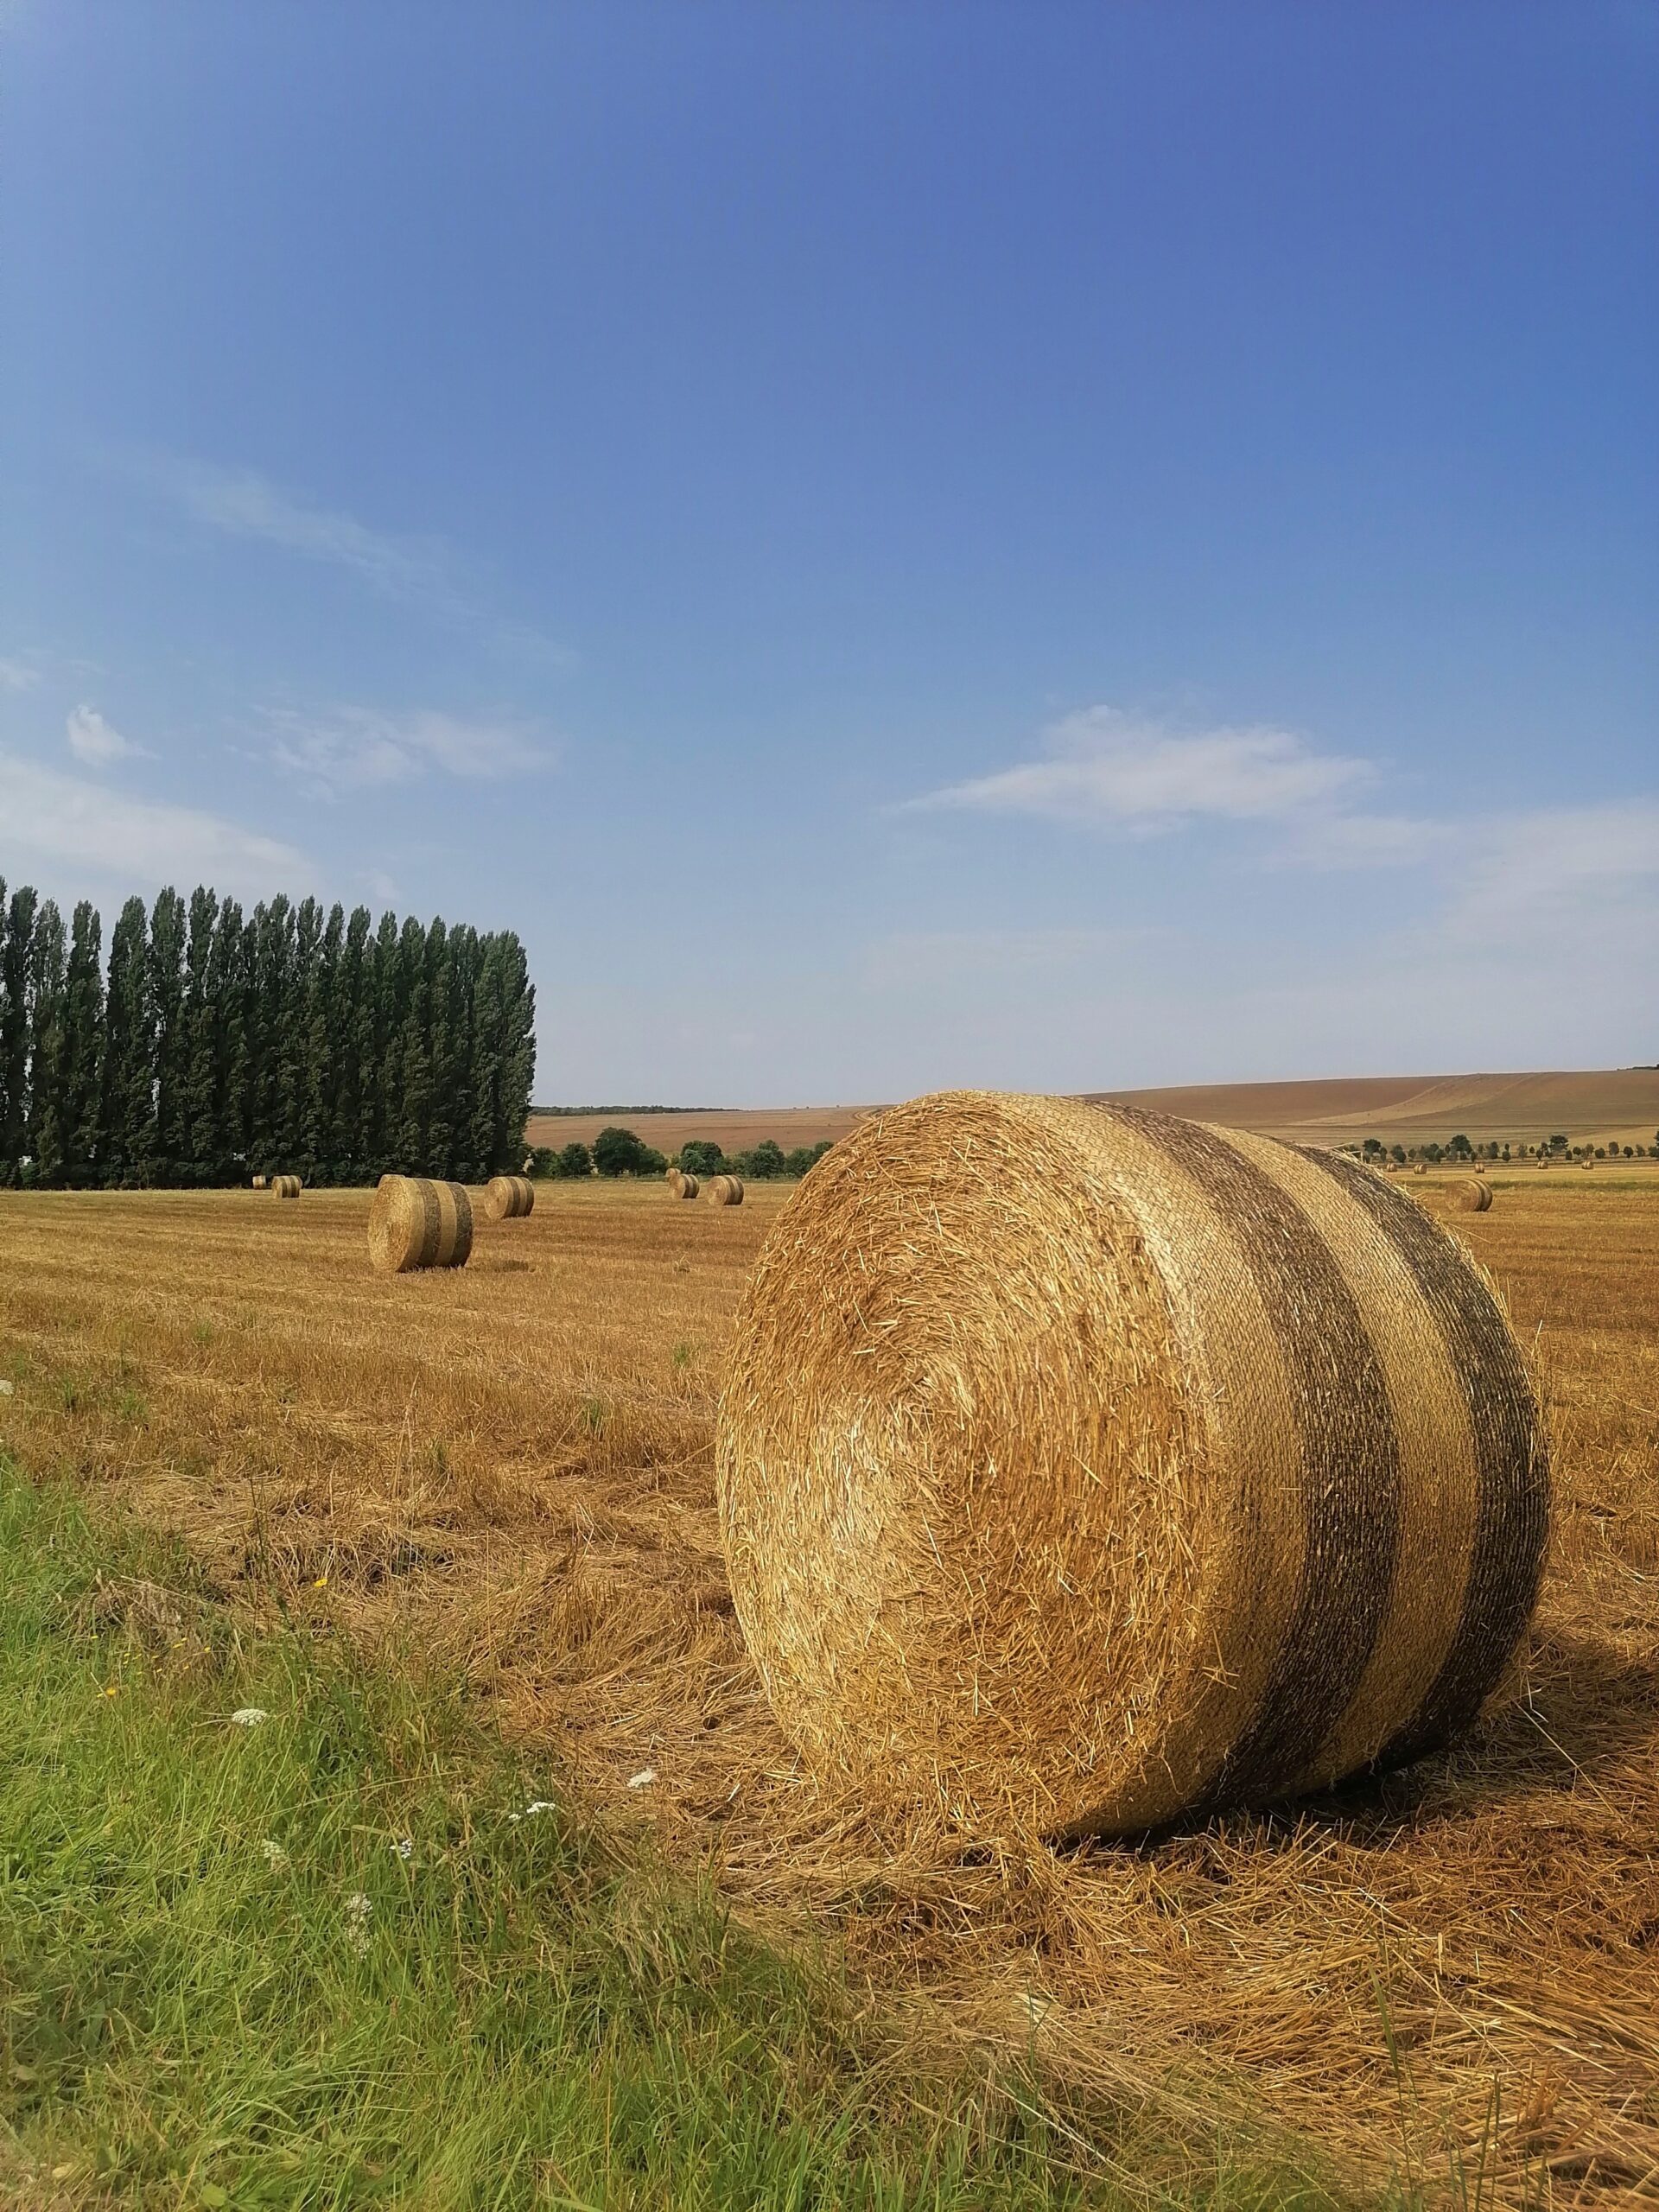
483 1173 534 1221
707 1174 745 1206
271 1174 302 1198
717 1092 1549 1841
677 1173 701 1199
1457 1179 1492 1212
368 1174 474 1273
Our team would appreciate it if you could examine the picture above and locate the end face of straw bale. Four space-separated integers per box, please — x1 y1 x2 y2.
665 1166 685 1196
483 1173 534 1221
717 1090 1549 1842
367 1175 474 1272
707 1174 744 1206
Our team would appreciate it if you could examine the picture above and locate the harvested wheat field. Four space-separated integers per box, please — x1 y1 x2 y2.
1 1171 1656 2203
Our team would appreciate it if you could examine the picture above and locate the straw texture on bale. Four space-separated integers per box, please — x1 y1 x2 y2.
707 1174 744 1207
717 1090 1550 1840
367 1175 474 1274
251 1174 267 1191
483 1173 535 1222
677 1173 701 1199
271 1174 302 1199
665 1166 685 1196
1457 1179 1493 1213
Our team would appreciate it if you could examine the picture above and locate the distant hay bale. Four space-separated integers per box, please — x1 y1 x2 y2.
1581 1158 1595 1171
367 1175 474 1273
483 1173 535 1221
1413 1161 1427 1174
718 1090 1549 1841
666 1166 686 1197
707 1174 744 1206
1536 1156 1549 1170
251 1174 267 1191
1457 1179 1492 1212
1473 1161 1485 1174
271 1174 302 1199
677 1173 701 1199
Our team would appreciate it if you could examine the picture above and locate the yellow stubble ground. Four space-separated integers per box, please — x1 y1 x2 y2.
1 1171 1655 2202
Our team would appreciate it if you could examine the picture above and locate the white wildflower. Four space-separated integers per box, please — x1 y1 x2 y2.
0 1378 14 1395
260 1840 288 1868
627 1768 657 1789
230 1707 269 1728
523 1799 556 1816
345 1891 372 1919
345 1890 372 1951
391 1837 412 1861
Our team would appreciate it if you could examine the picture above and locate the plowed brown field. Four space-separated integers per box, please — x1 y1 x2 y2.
1 1168 1655 2203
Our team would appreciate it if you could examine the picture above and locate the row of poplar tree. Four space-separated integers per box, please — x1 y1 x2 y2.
0 879 536 1189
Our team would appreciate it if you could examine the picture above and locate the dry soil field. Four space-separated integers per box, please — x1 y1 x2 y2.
529 1067 1659 1167
2 1167 1656 2203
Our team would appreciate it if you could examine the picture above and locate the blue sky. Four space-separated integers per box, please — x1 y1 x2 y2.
2 2 1654 1103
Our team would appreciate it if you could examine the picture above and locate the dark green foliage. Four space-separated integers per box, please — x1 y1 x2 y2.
147 887 188 1181
677 1139 728 1177
23 900 67 1185
0 880 36 1179
736 1138 789 1179
554 1141 592 1178
0 880 537 1188
784 1141 834 1178
594 1123 655 1175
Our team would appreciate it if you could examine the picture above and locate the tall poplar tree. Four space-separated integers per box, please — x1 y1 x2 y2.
98 896 152 1185
182 887 220 1183
1 881 38 1178
61 901 104 1182
148 887 188 1181
25 899 67 1185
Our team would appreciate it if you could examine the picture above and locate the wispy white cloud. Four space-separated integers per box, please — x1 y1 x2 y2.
0 657 40 693
66 702 151 766
911 707 1370 830
1445 800 1659 944
124 449 453 601
111 448 567 659
264 706 550 798
0 753 313 902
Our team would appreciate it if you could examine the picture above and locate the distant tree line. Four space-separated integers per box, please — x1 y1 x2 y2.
0 878 535 1189
528 1129 835 1181
1351 1131 1659 1166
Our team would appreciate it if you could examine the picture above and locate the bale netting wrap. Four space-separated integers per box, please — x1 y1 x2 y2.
716 1091 1550 1841
367 1174 474 1274
1458 1179 1493 1213
708 1174 745 1206
483 1173 534 1222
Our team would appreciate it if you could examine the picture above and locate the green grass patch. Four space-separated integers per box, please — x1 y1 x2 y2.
0 1460 1363 2209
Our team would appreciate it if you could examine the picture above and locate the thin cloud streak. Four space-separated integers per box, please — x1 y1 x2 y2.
910 707 1370 830
264 706 551 798
0 658 40 693
111 448 569 659
0 752 313 903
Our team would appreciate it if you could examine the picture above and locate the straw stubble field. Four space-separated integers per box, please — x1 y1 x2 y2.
1 1171 1656 2202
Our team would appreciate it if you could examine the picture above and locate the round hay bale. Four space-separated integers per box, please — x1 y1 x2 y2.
1581 1157 1595 1171
1457 1179 1492 1213
1413 1161 1427 1174
251 1174 267 1191
483 1173 534 1222
707 1174 745 1207
271 1174 302 1198
717 1091 1549 1841
666 1166 686 1197
678 1173 701 1199
1536 1156 1549 1170
367 1175 474 1273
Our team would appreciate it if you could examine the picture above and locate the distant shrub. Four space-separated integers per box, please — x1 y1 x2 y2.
677 1141 727 1178
554 1141 592 1179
